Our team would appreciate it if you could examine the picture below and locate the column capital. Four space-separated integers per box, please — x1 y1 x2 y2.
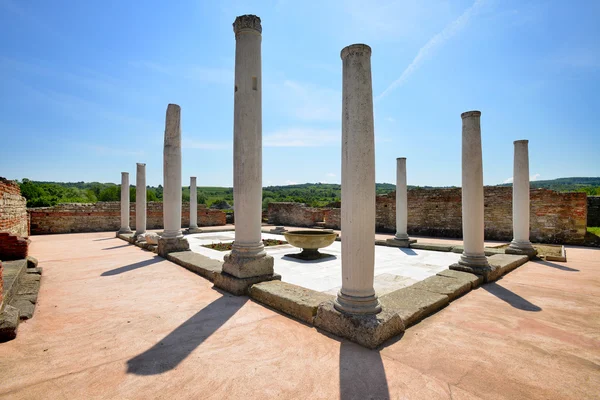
461 110 481 119
233 14 262 35
341 44 371 60
136 163 146 167
514 139 528 145
396 157 406 161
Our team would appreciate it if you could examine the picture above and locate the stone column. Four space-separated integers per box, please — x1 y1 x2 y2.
158 104 189 256
187 176 202 233
387 157 415 247
334 44 381 315
507 140 537 257
451 111 490 277
134 163 146 239
118 172 132 234
214 14 276 295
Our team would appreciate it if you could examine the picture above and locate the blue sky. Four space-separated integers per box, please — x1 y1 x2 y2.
1 0 598 187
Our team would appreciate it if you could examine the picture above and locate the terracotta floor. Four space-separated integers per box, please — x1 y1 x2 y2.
0 231 598 399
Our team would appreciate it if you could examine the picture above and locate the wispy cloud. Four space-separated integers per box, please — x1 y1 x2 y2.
377 0 487 100
264 128 340 147
504 173 541 184
182 139 232 150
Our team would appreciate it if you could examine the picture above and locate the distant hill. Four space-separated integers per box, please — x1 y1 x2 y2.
497 177 600 194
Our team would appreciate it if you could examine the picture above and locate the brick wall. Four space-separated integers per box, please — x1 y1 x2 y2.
0 261 3 306
0 232 30 260
267 202 325 227
0 178 28 237
268 187 588 244
29 202 226 235
587 196 600 227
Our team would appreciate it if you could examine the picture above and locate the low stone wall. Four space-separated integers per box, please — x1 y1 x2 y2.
0 232 30 260
0 178 28 238
267 187 588 244
29 202 226 235
587 196 600 227
267 202 325 228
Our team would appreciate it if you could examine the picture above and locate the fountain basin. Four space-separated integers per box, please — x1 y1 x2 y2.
283 230 337 260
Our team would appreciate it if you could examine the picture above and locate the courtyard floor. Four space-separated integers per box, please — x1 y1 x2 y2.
0 231 599 399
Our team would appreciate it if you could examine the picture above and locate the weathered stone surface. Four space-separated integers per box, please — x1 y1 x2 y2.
409 275 472 301
487 254 529 278
410 243 453 252
145 233 160 245
1 260 27 306
10 298 35 320
436 269 483 288
157 236 189 257
17 273 41 296
249 281 333 324
222 253 274 279
214 272 281 296
0 304 19 342
314 301 404 349
0 178 28 238
167 251 222 281
379 288 449 327
505 246 538 259
452 245 505 256
26 267 42 275
385 238 416 248
117 233 135 243
26 256 38 268
268 203 326 227
450 262 501 283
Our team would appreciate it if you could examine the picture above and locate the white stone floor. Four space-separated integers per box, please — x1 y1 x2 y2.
186 231 461 295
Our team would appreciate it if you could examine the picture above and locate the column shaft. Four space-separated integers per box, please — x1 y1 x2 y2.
189 176 198 229
395 158 409 240
508 140 535 254
163 104 183 238
135 163 146 236
118 172 132 234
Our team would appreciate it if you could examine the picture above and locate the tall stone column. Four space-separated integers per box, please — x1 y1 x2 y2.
214 14 276 295
507 140 537 257
158 104 189 256
387 157 416 247
334 44 380 315
187 176 202 233
134 163 146 239
451 111 490 277
118 172 132 235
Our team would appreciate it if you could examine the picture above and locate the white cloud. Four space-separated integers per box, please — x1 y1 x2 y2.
530 173 541 181
377 0 487 100
503 177 513 184
264 128 340 147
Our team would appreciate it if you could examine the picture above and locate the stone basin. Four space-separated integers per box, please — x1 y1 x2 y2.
283 230 337 260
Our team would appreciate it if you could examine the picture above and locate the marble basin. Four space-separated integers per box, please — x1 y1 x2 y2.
283 230 337 260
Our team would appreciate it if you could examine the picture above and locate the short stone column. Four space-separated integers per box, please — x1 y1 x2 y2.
387 157 416 247
118 172 132 235
507 140 537 257
134 163 147 239
214 14 276 295
451 111 490 278
334 44 381 315
187 176 202 233
157 104 189 256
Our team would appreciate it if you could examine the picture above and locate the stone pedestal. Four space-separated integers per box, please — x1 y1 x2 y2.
214 15 274 294
187 176 203 234
506 140 537 258
158 104 189 256
117 172 132 235
450 111 491 278
334 44 381 315
134 163 147 239
387 157 416 248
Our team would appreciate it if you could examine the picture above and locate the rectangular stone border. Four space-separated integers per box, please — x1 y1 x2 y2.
543 245 567 262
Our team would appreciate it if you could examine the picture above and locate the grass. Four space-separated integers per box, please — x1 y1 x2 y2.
588 227 600 236
202 238 288 251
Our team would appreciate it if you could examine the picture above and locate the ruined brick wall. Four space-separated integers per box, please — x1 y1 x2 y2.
0 178 29 238
587 196 600 227
377 187 587 244
29 202 226 234
267 202 325 227
0 261 3 306
323 208 340 229
0 232 30 260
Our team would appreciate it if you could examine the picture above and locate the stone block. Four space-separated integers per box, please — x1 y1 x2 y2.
379 287 449 327
222 253 274 279
410 243 453 252
505 246 538 259
10 298 35 320
213 272 281 296
314 301 404 349
436 269 483 288
185 227 203 234
0 304 19 342
145 233 160 245
487 254 529 277
167 251 223 281
26 256 38 268
117 233 135 243
449 262 501 283
26 267 43 275
249 281 333 324
408 275 472 301
385 238 416 248
16 274 41 296
157 236 189 257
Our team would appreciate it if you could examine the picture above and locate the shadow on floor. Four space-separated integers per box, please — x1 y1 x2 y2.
282 254 337 263
339 341 390 400
127 295 247 375
399 248 417 256
101 256 162 276
534 260 579 272
101 244 130 250
93 237 115 241
483 283 542 312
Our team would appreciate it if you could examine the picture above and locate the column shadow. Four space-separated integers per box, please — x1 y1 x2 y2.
126 295 247 375
533 260 579 272
399 248 417 256
101 244 130 250
482 283 542 312
101 256 162 276
93 237 116 241
339 341 390 400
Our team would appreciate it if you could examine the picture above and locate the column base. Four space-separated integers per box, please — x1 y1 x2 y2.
314 300 404 349
222 248 274 279
386 238 417 248
157 236 190 257
334 291 382 315
213 271 281 296
185 227 203 234
134 232 147 242
506 240 537 259
117 227 133 235
450 253 497 282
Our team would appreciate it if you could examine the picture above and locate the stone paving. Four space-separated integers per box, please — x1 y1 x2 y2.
2 231 598 399
186 231 461 296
